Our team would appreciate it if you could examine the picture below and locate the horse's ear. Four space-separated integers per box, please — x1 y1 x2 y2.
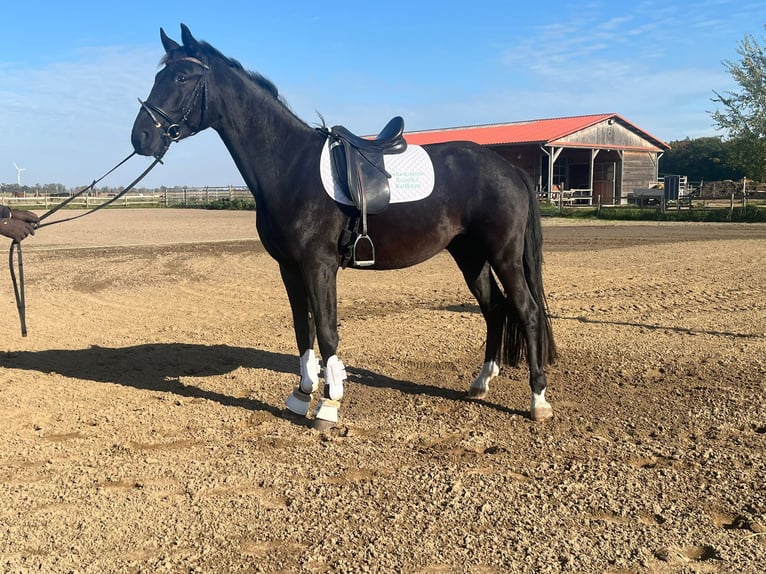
160 28 180 54
180 23 200 52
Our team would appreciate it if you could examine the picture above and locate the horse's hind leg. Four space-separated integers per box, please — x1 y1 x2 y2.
491 252 553 421
447 237 505 399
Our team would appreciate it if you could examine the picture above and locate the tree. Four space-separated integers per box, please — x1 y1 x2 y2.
710 25 766 181
660 136 743 181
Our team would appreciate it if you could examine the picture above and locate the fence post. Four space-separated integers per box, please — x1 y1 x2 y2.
743 178 748 207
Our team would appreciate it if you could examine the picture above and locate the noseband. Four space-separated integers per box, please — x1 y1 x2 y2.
138 56 209 145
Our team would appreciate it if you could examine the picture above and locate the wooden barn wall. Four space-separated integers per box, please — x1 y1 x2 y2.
487 143 659 203
622 151 659 197
557 121 654 149
489 145 540 186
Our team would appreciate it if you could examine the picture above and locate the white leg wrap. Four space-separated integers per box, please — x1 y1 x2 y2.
323 355 346 401
470 360 500 394
299 349 320 394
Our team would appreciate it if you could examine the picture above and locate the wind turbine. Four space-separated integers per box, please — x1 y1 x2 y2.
13 162 26 186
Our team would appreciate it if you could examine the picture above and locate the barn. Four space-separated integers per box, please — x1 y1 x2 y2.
404 113 671 206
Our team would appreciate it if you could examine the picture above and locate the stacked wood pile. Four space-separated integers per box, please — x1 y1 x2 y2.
698 180 766 198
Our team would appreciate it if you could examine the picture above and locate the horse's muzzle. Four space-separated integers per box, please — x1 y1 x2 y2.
131 121 169 159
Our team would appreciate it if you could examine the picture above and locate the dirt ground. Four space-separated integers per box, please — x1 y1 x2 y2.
1 209 764 574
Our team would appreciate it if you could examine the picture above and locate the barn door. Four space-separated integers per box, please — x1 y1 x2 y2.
593 162 615 205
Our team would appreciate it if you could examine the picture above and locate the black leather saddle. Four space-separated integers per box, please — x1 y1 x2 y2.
325 116 407 266
331 116 407 154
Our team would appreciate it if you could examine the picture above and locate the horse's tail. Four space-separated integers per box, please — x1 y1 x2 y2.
502 170 557 367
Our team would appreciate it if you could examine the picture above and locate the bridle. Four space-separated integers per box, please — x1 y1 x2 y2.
137 56 209 149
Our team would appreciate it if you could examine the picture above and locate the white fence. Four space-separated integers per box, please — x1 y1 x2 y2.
162 186 253 207
0 186 254 209
549 188 593 206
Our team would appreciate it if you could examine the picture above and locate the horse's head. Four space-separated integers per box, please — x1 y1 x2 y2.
131 24 211 158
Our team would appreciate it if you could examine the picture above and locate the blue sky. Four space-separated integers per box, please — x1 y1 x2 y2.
1 0 764 188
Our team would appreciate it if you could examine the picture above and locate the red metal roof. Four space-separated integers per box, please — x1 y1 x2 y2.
404 113 669 150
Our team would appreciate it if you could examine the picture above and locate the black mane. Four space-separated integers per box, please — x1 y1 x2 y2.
163 40 281 101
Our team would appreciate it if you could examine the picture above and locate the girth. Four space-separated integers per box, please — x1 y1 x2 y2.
323 116 407 267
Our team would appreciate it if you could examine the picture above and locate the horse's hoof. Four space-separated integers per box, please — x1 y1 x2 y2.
531 405 554 421
467 387 488 400
312 398 340 431
311 417 339 432
285 387 312 417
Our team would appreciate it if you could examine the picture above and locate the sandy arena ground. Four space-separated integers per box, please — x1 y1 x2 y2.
0 209 764 573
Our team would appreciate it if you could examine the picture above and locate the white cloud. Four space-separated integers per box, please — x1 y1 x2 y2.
3 0 758 188
1 46 160 186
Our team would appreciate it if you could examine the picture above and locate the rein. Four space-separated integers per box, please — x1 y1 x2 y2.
8 55 209 336
8 152 163 336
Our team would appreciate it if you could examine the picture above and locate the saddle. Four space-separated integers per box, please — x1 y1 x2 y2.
325 116 407 267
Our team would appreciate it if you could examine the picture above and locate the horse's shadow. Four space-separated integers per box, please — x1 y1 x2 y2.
0 343 525 419
1 343 289 416
347 365 526 418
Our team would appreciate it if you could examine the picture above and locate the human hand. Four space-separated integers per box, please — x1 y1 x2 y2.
0 212 37 242
8 209 40 224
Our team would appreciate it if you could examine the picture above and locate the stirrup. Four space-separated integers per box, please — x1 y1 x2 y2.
352 234 375 267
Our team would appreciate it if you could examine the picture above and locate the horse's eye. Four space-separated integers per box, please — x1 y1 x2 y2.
176 74 188 83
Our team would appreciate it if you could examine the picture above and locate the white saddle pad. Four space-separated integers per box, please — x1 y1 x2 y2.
319 139 435 206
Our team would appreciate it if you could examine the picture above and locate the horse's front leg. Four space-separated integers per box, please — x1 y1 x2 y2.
304 262 347 430
281 265 321 419
280 262 347 430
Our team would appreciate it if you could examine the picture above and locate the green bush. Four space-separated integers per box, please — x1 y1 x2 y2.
204 198 255 211
540 203 766 222
596 205 766 222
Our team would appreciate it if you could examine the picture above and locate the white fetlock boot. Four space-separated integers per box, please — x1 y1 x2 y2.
312 355 346 430
284 350 320 418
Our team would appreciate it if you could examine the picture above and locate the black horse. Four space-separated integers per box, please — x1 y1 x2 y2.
131 24 556 429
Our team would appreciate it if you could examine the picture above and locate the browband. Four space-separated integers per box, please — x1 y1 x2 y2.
167 56 209 70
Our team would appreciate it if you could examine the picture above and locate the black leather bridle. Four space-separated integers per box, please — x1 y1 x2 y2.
137 56 209 149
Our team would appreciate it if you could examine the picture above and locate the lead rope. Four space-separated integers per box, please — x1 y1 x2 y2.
9 241 26 336
8 152 163 336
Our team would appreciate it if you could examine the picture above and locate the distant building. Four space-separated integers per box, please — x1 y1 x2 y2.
405 113 670 206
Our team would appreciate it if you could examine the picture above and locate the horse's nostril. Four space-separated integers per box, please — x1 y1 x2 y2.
132 129 153 154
